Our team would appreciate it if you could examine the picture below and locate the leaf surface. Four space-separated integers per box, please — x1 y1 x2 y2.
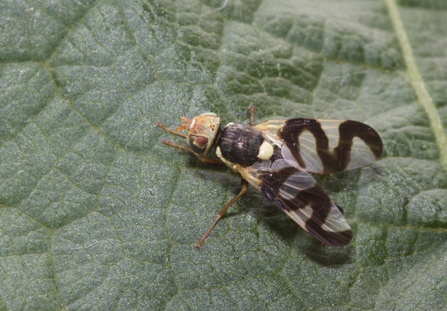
0 0 446 309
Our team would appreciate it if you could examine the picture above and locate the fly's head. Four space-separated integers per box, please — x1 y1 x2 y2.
181 113 221 155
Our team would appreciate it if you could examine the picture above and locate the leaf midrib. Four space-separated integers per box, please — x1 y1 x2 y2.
385 0 447 168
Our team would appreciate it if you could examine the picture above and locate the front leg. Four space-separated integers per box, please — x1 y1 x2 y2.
162 140 225 166
156 122 186 138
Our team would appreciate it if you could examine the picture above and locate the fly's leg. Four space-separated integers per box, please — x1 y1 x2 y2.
249 105 256 126
162 140 224 166
156 122 186 138
157 122 225 166
195 178 249 249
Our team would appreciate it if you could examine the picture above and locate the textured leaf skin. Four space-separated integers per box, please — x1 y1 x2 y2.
0 0 446 310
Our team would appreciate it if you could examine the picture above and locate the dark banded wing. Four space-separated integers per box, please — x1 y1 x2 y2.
237 159 353 246
255 119 383 174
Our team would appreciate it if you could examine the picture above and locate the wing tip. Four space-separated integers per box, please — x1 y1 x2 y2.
305 220 353 246
320 229 353 247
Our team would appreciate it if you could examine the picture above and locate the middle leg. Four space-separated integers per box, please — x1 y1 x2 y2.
195 178 249 249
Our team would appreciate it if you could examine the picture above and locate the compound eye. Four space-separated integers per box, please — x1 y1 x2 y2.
188 135 209 154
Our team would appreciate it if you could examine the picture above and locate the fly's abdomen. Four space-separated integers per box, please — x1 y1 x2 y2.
217 123 265 167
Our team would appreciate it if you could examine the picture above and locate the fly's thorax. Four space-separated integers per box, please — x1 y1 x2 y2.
217 123 273 167
186 112 221 154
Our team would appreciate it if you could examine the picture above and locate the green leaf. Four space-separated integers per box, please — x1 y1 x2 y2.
1 0 446 309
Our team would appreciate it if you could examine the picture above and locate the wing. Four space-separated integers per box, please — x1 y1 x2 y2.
255 118 383 174
237 157 353 246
